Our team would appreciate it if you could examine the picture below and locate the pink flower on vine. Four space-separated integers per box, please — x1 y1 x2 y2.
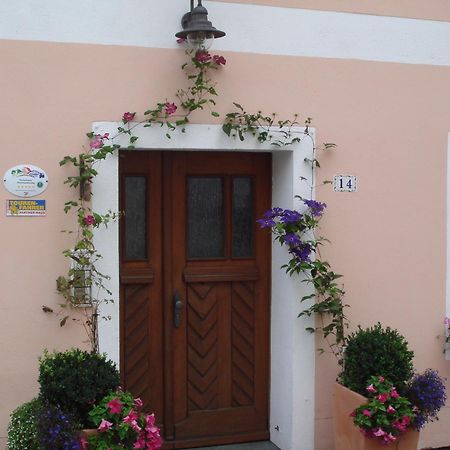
378 376 385 383
134 397 143 409
387 405 396 414
98 419 113 432
107 397 123 414
90 133 109 149
213 54 226 66
122 112 136 123
195 50 211 63
362 409 372 417
164 102 177 115
84 215 95 226
366 384 376 394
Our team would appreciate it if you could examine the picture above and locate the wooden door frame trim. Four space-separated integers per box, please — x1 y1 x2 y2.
92 122 316 450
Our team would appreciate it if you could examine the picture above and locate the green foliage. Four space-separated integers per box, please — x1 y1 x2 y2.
223 103 307 147
38 349 120 427
7 398 43 450
339 323 414 396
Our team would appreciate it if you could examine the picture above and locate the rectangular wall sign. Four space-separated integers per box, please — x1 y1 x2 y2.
333 175 357 192
6 199 46 216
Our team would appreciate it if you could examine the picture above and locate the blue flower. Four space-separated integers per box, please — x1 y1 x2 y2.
284 233 301 246
263 207 283 219
290 243 312 262
281 209 302 224
257 218 276 228
407 369 446 430
303 199 326 217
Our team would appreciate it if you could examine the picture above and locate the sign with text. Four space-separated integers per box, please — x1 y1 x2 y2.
6 199 46 216
3 164 48 197
333 175 357 192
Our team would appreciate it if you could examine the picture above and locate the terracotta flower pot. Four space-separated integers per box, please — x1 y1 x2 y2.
80 428 98 449
333 382 420 450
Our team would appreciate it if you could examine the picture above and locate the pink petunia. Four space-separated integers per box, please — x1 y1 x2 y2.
378 376 385 383
98 419 113 432
362 409 372 417
387 405 396 414
107 397 123 414
383 433 397 444
366 384 377 394
164 102 177 115
377 393 389 403
123 410 139 423
134 397 143 409
372 428 385 437
122 112 136 123
390 388 400 398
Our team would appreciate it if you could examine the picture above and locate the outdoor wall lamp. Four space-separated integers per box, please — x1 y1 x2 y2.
175 0 225 51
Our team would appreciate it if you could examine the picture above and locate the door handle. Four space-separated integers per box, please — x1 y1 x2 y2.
173 291 184 328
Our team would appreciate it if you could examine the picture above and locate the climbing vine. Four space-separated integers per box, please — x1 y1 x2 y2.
46 47 347 359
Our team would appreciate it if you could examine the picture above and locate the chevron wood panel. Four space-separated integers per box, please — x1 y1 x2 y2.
123 284 151 408
187 283 219 411
231 282 255 407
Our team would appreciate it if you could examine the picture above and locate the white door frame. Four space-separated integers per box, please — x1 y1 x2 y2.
92 121 316 450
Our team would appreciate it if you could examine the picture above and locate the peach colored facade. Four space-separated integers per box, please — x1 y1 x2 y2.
1 1 450 449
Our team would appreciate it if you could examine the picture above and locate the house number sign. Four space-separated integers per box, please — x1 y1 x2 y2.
3 164 49 197
333 175 357 192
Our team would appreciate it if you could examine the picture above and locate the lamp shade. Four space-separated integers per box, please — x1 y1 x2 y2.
175 2 225 41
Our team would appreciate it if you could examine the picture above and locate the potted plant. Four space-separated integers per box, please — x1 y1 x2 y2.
38 348 120 428
334 323 446 449
85 389 162 449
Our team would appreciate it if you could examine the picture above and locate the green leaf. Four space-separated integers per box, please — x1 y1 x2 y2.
211 111 220 117
222 123 232 137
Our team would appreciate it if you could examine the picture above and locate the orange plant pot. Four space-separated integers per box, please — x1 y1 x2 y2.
333 382 420 450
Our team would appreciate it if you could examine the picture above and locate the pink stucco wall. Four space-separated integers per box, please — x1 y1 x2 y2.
0 8 449 448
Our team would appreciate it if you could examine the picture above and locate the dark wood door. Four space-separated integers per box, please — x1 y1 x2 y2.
120 151 271 449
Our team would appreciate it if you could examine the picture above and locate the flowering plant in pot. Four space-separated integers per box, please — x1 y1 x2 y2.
86 389 162 450
335 324 447 449
351 376 416 446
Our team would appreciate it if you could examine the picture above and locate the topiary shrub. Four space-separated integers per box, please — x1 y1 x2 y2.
38 348 120 427
7 398 43 450
339 323 414 396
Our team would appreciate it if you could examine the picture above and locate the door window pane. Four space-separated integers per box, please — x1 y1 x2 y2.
232 177 253 257
124 176 147 260
188 177 224 259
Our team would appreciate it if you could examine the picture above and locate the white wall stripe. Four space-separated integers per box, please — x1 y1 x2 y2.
446 132 450 360
0 0 449 66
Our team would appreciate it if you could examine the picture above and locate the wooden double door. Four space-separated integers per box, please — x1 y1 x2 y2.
120 151 271 449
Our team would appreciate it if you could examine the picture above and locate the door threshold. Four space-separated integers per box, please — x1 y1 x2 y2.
186 442 280 450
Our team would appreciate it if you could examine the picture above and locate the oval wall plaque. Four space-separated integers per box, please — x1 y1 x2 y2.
3 164 49 197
